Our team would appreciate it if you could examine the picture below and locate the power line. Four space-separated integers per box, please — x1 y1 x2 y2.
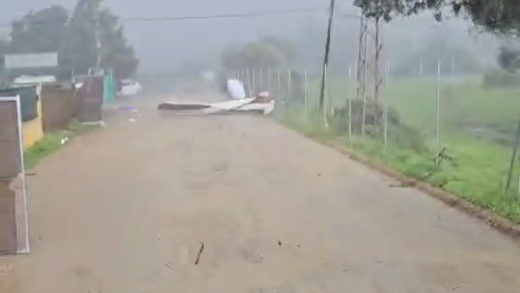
339 13 362 19
0 7 327 28
122 7 326 22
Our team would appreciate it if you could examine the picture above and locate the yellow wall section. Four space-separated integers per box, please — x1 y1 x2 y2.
22 101 43 150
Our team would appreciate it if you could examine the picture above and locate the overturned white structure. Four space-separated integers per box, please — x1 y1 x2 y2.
158 92 275 115
226 79 246 100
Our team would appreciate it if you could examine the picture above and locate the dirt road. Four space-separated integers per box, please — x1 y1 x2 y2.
2 97 520 293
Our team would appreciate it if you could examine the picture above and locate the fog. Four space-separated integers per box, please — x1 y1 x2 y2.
1 0 501 73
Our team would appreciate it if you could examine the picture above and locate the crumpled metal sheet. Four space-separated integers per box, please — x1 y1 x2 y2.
158 92 275 115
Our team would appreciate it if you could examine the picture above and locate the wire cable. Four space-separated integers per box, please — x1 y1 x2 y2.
0 7 327 28
122 7 326 22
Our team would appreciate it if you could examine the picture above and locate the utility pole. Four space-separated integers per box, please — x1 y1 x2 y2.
505 117 520 192
355 12 369 136
360 15 383 104
372 16 383 104
318 0 336 110
355 13 368 101
354 9 385 132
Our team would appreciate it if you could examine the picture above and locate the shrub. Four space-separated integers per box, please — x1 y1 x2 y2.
482 69 520 89
330 99 429 152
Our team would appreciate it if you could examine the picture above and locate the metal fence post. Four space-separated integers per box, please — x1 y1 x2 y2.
348 65 353 140
277 68 282 107
252 68 256 95
266 68 271 93
362 88 366 137
505 118 520 192
246 68 252 96
516 170 520 195
287 69 292 106
435 60 442 164
258 67 263 91
323 64 328 128
304 69 308 117
362 57 367 137
383 60 389 152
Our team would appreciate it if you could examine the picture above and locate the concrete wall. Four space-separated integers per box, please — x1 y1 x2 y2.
0 182 16 255
0 100 22 179
41 85 79 132
22 101 43 150
0 101 21 255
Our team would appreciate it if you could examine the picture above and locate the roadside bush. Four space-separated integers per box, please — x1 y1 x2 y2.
330 99 428 152
482 69 520 89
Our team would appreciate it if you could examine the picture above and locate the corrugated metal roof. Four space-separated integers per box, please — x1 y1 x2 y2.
13 75 56 85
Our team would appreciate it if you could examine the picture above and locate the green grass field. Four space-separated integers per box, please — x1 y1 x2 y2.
279 76 520 222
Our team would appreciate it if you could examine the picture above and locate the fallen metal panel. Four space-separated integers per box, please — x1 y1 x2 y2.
157 103 210 111
157 93 275 116
157 101 275 115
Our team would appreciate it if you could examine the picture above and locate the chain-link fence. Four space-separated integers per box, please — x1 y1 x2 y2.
226 68 309 118
225 63 520 220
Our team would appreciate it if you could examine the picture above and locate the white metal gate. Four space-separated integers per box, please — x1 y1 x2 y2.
0 96 29 254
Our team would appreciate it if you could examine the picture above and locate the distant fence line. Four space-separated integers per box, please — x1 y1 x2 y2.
224 62 520 204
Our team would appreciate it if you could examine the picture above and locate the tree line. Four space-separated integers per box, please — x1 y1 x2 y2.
354 0 520 71
219 1 519 77
0 0 138 80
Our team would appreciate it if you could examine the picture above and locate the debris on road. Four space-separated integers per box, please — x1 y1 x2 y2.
225 78 246 100
117 105 140 122
389 146 455 188
194 241 204 265
158 92 275 116
164 263 173 270
213 163 228 172
14 100 520 293
118 105 137 113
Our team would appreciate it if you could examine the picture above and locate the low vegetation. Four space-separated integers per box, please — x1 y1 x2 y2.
24 121 89 169
278 76 520 223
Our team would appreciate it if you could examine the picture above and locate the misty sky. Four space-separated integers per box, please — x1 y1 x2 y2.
1 0 326 71
1 0 500 72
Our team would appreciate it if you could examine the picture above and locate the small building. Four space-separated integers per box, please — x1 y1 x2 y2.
0 83 44 149
13 75 56 86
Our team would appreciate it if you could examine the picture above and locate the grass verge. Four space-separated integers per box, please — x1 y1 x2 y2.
24 121 90 169
283 76 520 225
279 111 520 225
